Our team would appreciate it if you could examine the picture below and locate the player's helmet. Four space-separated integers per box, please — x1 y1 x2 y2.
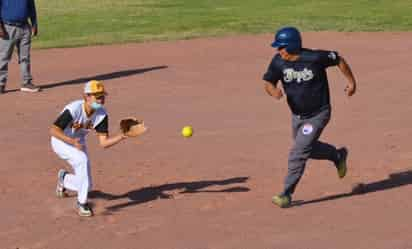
271 26 302 54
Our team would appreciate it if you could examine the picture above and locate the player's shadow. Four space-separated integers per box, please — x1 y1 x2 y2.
292 170 412 207
5 65 168 92
89 176 250 212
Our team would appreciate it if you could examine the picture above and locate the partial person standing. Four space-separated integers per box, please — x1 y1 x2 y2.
262 27 357 208
50 80 147 217
0 0 40 94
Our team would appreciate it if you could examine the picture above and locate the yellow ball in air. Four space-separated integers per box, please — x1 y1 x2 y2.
181 126 193 137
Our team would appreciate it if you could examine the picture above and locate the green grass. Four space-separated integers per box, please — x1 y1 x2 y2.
35 0 412 48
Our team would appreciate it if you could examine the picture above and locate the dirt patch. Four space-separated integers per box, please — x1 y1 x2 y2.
1 32 412 249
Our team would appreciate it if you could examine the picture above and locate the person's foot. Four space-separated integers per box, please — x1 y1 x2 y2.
336 147 348 179
20 82 40 92
56 169 68 198
77 202 93 217
0 85 5 94
272 194 292 208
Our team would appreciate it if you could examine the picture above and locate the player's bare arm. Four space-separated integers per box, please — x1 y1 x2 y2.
97 122 147 148
97 133 126 148
337 57 357 96
49 125 83 151
264 82 283 100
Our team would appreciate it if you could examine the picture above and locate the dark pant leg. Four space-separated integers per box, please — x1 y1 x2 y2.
282 109 336 196
310 140 339 164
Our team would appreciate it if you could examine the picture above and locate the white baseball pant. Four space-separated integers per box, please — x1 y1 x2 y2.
51 137 92 204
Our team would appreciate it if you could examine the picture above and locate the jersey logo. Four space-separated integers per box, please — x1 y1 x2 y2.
283 68 313 83
283 68 314 83
71 121 93 131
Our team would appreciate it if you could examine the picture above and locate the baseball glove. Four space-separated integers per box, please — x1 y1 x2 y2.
120 117 144 137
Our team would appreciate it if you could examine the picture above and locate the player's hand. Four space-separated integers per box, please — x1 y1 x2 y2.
264 83 283 100
272 87 284 100
31 26 38 37
71 138 83 151
345 83 356 97
0 28 6 39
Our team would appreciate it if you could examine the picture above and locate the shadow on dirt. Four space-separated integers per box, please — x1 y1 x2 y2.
89 176 249 212
292 170 412 207
5 65 168 92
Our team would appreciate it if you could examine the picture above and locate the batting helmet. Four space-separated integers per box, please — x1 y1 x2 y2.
271 26 302 54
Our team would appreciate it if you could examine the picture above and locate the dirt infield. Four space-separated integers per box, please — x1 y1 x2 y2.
1 32 412 249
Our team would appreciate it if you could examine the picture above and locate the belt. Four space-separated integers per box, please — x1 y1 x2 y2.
3 21 28 27
295 105 330 120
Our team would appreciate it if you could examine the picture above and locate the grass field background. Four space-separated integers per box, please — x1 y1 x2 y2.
36 0 412 48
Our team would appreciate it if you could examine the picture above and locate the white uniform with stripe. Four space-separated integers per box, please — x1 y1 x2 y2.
51 100 107 204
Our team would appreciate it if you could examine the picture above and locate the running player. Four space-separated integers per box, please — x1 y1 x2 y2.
263 27 357 208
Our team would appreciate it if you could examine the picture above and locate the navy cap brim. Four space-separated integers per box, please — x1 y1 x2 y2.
271 41 287 48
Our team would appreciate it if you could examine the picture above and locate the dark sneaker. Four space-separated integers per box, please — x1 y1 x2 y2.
20 83 40 92
77 202 93 217
272 194 292 208
336 147 348 179
56 169 68 198
0 85 5 94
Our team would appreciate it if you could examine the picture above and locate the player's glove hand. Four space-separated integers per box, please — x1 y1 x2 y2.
120 117 147 137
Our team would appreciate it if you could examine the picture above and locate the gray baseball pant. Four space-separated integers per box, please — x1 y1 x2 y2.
282 108 339 196
0 23 33 87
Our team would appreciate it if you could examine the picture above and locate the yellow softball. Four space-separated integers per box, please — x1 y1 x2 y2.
181 126 193 137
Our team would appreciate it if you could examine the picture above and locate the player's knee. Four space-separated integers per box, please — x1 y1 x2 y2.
288 153 309 170
289 146 311 159
288 160 305 172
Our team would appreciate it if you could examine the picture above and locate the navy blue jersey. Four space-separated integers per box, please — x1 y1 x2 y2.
263 48 340 117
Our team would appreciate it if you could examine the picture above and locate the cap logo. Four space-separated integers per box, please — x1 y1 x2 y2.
85 80 105 94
